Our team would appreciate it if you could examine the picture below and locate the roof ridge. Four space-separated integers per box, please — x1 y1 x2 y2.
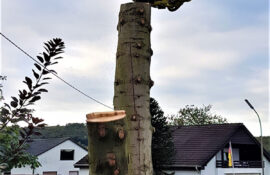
28 137 70 141
175 123 243 128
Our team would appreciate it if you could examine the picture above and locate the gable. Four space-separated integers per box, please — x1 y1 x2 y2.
38 140 88 158
231 129 255 145
26 138 87 156
26 138 69 156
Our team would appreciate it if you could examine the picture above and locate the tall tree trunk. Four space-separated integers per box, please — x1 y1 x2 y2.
87 2 153 175
114 2 153 175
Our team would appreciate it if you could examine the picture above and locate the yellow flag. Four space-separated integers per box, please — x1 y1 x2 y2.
228 146 232 167
228 141 233 167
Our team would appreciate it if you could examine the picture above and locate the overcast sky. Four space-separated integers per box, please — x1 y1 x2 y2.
0 0 269 136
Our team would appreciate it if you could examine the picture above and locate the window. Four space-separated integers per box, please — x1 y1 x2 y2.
60 149 74 160
69 171 79 175
43 172 57 175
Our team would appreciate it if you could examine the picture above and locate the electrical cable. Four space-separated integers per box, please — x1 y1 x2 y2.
0 32 114 110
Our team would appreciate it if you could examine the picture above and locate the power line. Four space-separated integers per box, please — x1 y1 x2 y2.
0 32 114 110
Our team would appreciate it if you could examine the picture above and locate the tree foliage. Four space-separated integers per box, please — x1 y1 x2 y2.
32 123 88 147
0 38 65 172
170 105 227 126
257 136 270 153
150 97 175 173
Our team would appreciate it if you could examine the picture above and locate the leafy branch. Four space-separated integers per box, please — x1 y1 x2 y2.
0 38 65 171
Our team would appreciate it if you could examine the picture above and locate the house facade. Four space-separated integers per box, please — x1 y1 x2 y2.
74 123 270 175
11 138 88 175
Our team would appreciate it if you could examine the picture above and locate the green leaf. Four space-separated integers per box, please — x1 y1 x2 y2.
43 52 50 62
54 56 63 60
19 99 23 106
44 43 52 52
32 69 39 79
43 77 52 80
29 96 41 103
1 107 10 116
10 101 18 108
42 70 50 75
34 82 49 89
34 63 42 71
32 92 41 96
37 56 44 63
38 89 48 93
23 77 32 90
11 96 18 102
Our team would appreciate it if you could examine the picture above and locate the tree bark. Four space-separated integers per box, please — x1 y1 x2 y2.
87 2 153 175
114 2 153 175
87 112 128 175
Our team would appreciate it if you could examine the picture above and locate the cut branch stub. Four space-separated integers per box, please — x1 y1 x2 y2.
106 153 116 167
140 18 145 25
86 110 126 123
98 124 106 138
114 168 120 175
117 127 125 140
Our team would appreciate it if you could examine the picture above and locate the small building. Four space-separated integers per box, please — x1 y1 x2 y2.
74 123 270 175
11 138 88 175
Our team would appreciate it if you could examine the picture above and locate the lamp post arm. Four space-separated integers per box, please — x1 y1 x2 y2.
244 99 264 175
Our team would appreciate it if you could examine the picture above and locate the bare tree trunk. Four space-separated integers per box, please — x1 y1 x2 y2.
87 2 153 175
114 2 153 175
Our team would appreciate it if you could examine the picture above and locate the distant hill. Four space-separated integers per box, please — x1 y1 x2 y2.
256 136 270 153
32 123 88 147
32 123 270 153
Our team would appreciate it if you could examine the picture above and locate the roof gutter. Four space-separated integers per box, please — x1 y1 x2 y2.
74 163 89 168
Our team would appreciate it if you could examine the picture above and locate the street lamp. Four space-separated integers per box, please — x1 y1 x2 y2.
244 99 264 175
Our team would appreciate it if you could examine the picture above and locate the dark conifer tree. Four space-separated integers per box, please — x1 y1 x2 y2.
150 97 175 174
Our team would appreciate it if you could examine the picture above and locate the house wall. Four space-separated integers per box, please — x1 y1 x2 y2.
217 168 262 175
172 157 217 175
264 157 270 175
173 171 199 175
11 140 88 175
79 168 89 175
201 156 217 175
173 154 270 175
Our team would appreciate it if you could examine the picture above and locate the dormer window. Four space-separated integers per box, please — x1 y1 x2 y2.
60 149 74 160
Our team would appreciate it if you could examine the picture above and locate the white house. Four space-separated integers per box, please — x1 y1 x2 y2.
74 123 270 175
162 123 270 175
11 138 88 175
